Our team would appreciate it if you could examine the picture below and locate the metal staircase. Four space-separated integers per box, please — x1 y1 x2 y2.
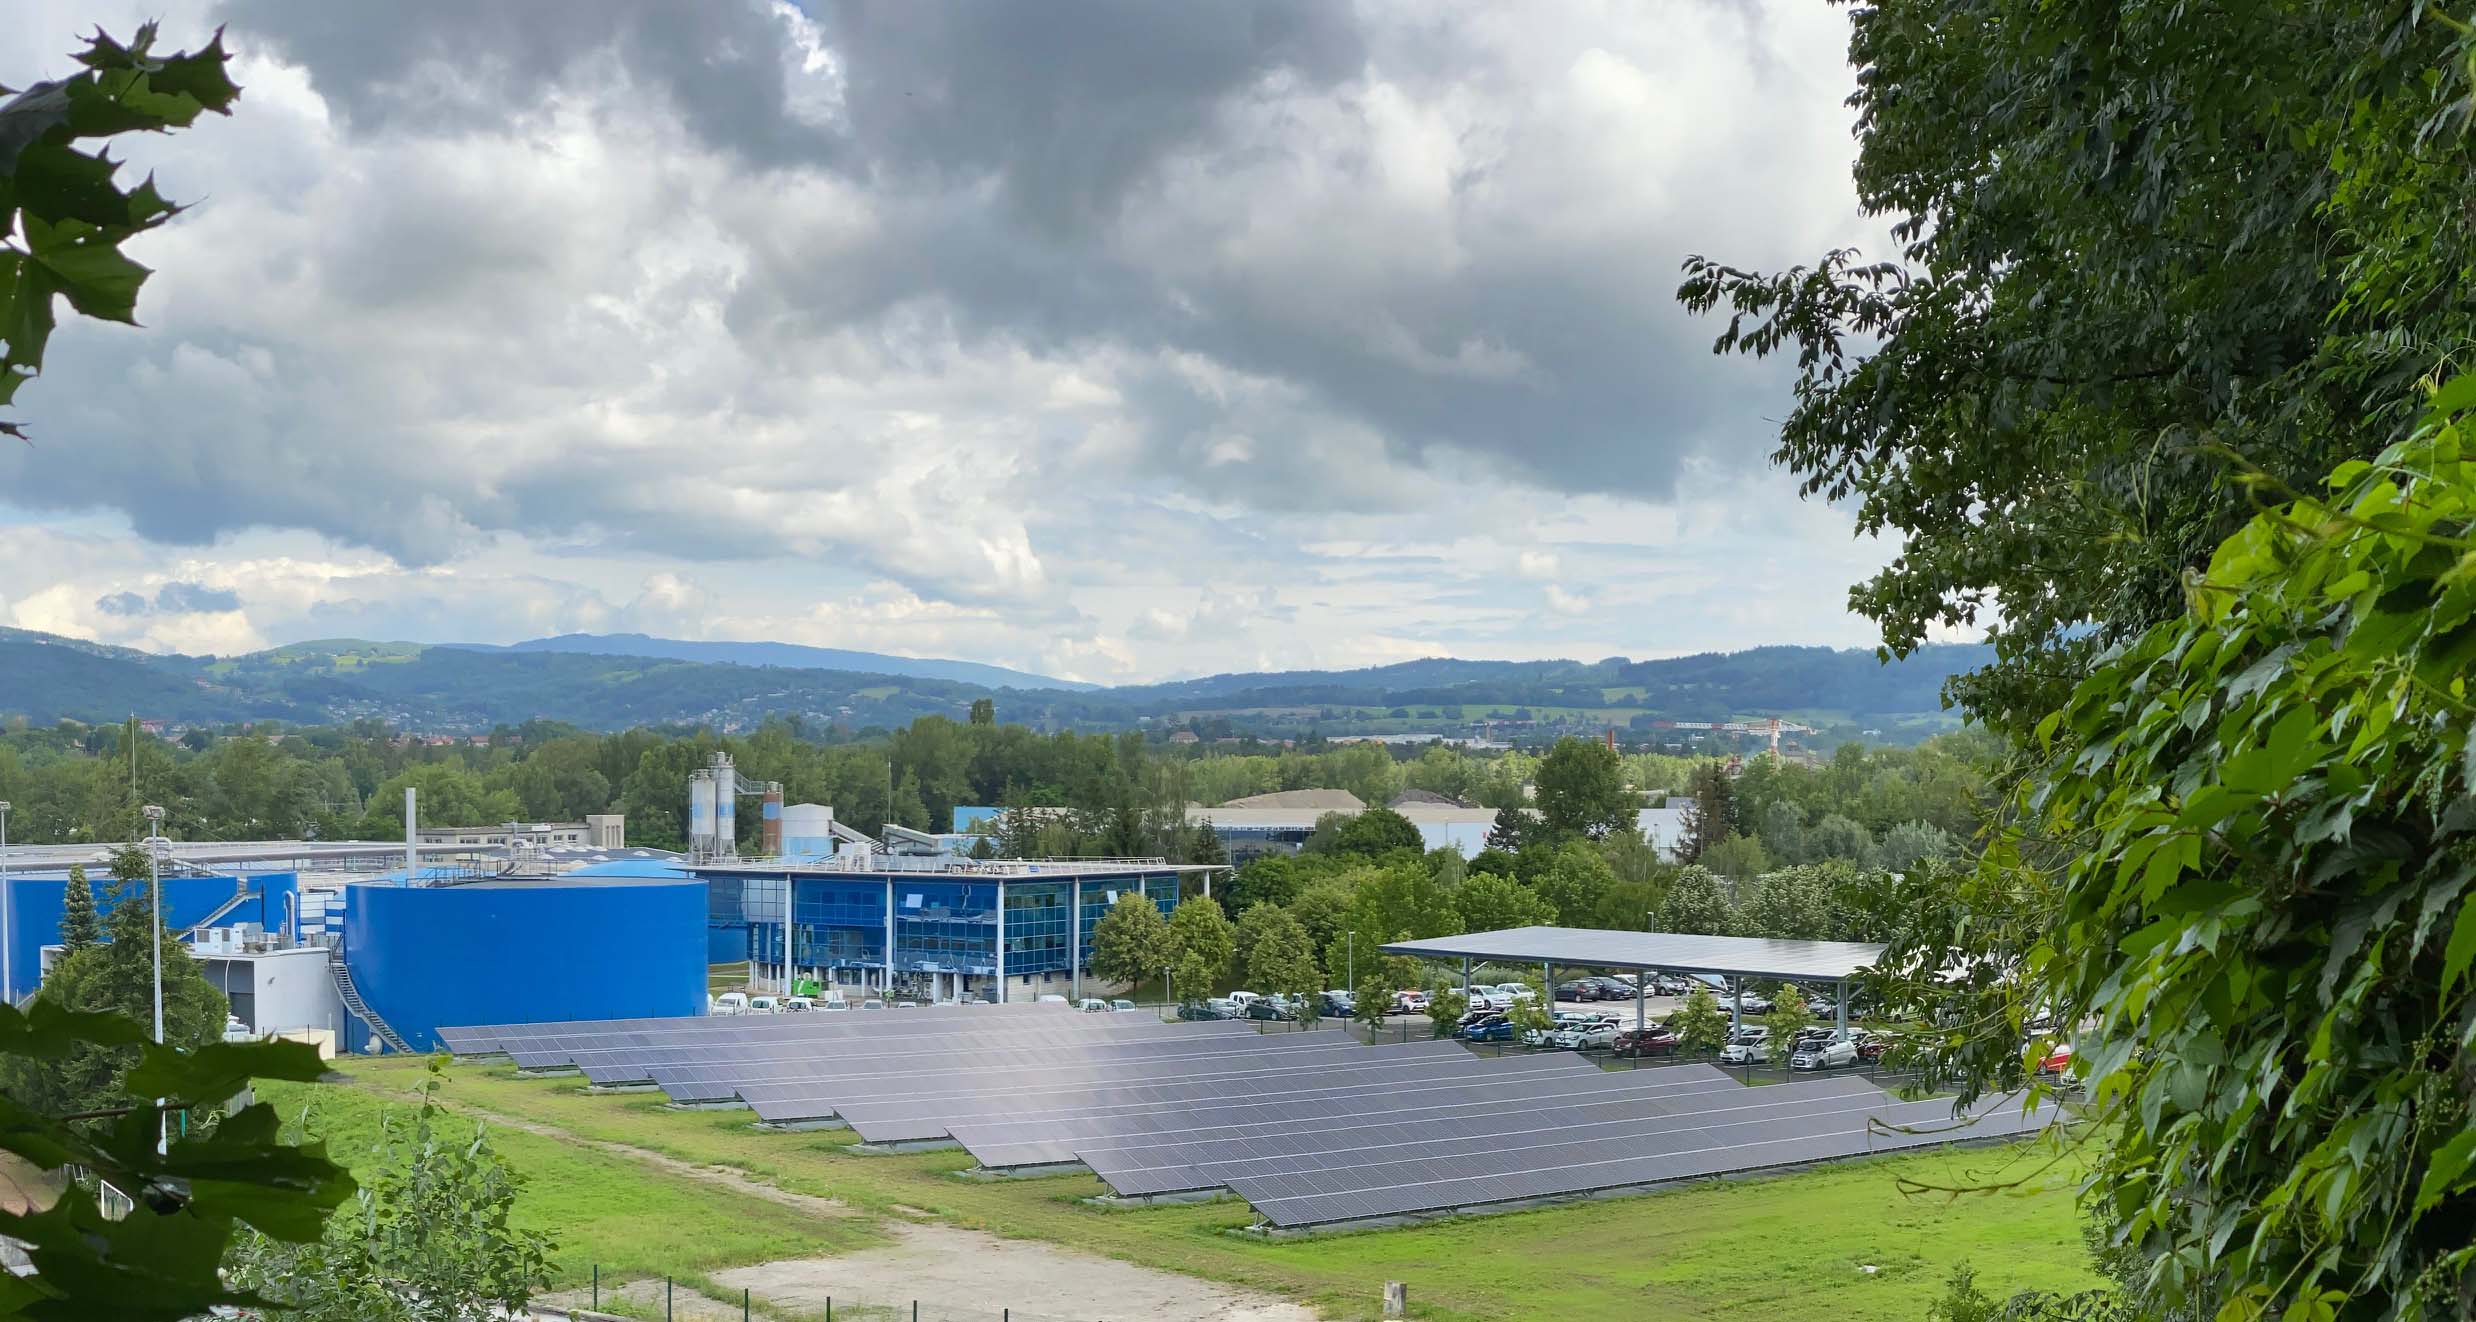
328 952 414 1055
184 875 255 936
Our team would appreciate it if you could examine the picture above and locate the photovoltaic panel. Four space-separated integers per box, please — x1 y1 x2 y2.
952 1051 1604 1169
1225 1088 2056 1227
1074 1065 1776 1194
1087 1072 1887 1197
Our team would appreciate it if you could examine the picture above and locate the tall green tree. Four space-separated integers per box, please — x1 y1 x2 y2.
1654 865 1735 936
1449 870 1555 933
1678 761 1737 861
1238 904 1320 1007
2 847 229 1123
1164 896 1235 998
1086 891 1173 991
57 862 100 951
1678 0 2476 738
1531 736 1634 840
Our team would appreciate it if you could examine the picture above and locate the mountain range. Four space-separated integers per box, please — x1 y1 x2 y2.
0 627 1989 743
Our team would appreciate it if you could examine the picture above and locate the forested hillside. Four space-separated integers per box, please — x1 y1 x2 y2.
0 628 1988 741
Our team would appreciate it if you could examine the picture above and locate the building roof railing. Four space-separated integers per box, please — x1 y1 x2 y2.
683 853 1207 878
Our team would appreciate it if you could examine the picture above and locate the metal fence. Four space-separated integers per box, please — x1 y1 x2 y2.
547 1271 1087 1322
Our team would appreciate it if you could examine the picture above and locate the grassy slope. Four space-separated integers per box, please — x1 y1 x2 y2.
308 1057 2098 1322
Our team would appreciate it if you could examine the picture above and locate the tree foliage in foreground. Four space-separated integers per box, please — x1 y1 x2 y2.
1877 383 2476 1318
1679 1 2476 738
0 24 238 442
227 1065 554 1321
0 1003 349 1321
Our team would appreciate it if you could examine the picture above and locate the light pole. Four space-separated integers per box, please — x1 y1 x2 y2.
1346 931 1354 997
142 805 164 1046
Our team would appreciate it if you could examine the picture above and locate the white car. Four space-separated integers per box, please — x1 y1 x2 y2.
1789 1031 1862 1071
1719 1026 1771 1064
782 996 815 1012
221 1014 254 1043
1493 983 1539 1002
746 995 780 1014
1226 991 1266 1010
712 992 750 1016
1575 1021 1624 1051
1035 994 1069 1005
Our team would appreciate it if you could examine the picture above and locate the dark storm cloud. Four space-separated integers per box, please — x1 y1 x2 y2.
215 0 843 166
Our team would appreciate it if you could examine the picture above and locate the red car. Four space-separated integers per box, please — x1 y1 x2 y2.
1611 1027 1681 1058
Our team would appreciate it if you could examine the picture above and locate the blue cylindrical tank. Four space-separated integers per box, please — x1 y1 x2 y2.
342 875 708 1051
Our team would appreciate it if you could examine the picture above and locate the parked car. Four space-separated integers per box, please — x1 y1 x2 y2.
782 996 815 1012
1179 1000 1235 1021
1321 991 1356 1018
1245 999 1296 1021
1652 975 1697 997
1612 1026 1681 1058
712 992 750 1016
737 996 777 1012
1111 998 1139 1012
1226 991 1266 1010
1035 994 1069 1005
859 998 886 1010
1789 1032 1861 1071
1465 1019 1518 1043
2033 1041 2074 1076
1722 992 1774 1015
221 1014 253 1043
1455 1012 1510 1039
1574 1021 1625 1051
1491 982 1539 1003
1391 989 1430 1014
1586 976 1636 1000
1077 998 1112 1013
1719 1026 1772 1064
1555 980 1601 1002
1857 1031 1891 1061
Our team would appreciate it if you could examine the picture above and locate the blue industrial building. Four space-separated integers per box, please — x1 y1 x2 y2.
1 868 300 1004
339 872 708 1052
695 858 1198 1003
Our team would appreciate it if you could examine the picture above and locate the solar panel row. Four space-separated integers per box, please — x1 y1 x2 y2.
436 1006 2055 1230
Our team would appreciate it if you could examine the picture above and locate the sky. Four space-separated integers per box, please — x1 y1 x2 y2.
0 0 1930 685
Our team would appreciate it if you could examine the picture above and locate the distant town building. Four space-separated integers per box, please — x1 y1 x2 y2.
415 815 625 849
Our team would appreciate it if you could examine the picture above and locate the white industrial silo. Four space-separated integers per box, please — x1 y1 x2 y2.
712 753 737 856
780 803 835 859
688 768 716 856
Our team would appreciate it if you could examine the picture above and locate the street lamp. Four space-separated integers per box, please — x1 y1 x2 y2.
142 804 164 1045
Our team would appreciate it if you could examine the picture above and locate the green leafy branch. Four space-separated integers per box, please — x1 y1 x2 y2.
0 22 238 441
0 1000 354 1322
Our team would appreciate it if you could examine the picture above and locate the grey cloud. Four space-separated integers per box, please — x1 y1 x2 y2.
93 581 243 615
213 0 842 168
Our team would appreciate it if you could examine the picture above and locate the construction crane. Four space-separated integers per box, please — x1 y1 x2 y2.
1648 717 1818 756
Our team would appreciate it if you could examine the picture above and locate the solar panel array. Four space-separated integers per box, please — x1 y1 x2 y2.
438 1006 2054 1230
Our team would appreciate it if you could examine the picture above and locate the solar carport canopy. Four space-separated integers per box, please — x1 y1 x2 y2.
1379 926 1886 983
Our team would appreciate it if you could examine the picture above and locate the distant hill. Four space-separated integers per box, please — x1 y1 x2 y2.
0 628 1990 744
449 633 1092 691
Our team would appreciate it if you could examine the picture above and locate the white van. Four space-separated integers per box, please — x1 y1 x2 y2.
747 995 780 1014
712 992 750 1016
1036 994 1069 1005
1226 991 1266 1009
819 990 850 1011
782 996 814 1012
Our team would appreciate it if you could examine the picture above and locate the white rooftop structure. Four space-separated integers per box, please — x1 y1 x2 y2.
1380 926 1886 985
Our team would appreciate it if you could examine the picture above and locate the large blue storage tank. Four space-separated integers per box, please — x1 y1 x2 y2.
341 875 707 1051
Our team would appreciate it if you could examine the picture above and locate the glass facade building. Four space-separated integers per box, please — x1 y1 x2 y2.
702 863 1190 1001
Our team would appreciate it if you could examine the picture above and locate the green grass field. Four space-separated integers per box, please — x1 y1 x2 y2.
297 1057 2099 1321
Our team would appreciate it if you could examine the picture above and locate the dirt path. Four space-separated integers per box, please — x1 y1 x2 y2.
714 1223 1321 1322
346 1077 1321 1320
